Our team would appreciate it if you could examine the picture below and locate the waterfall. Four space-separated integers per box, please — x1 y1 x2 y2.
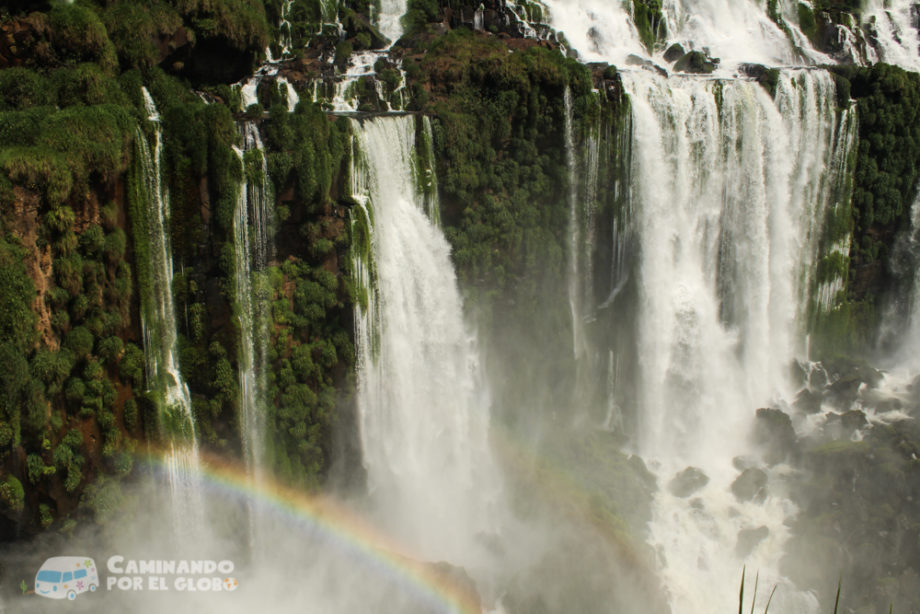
377 0 407 45
564 86 584 361
862 0 920 71
330 51 407 114
418 116 440 225
614 68 850 613
232 121 274 494
813 105 858 318
134 88 202 531
565 87 609 424
350 115 500 564
539 0 827 66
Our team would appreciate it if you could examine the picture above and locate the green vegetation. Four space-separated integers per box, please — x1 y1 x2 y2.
395 29 608 421
835 64 920 235
808 64 920 357
632 0 666 54
262 102 348 207
0 475 24 515
259 102 355 489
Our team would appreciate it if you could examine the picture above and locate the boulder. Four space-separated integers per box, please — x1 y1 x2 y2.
628 454 658 490
663 43 685 63
668 467 709 498
735 526 769 557
739 63 769 79
825 410 867 440
625 54 668 77
794 388 823 414
673 50 718 74
823 357 883 410
738 62 778 95
731 468 767 503
752 408 798 465
732 456 755 471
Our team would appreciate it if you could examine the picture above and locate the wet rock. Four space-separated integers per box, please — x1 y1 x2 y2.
673 50 718 74
625 54 669 77
731 468 768 503
732 456 755 471
663 42 685 63
738 62 779 95
752 408 798 465
668 467 709 498
809 365 829 390
735 526 769 558
788 359 809 387
794 388 823 414
823 357 883 409
739 62 768 79
427 561 482 613
627 454 657 490
842 409 868 430
825 410 867 440
875 397 904 414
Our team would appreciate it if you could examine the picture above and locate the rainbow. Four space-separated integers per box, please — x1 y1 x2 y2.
137 449 482 614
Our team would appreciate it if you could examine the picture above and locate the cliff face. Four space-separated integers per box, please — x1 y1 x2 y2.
0 0 357 538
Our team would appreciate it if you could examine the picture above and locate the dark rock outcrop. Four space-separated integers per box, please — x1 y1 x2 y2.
752 408 798 465
731 467 768 503
736 525 769 558
663 43 685 63
794 388 823 414
668 466 709 497
673 50 718 74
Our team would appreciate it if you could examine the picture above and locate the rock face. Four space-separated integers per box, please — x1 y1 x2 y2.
731 468 767 503
0 13 53 69
825 409 868 440
752 408 798 465
663 43 685 63
668 466 709 498
672 50 718 74
735 525 769 558
794 388 823 414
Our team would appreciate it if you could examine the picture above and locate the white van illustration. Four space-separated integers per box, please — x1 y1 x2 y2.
34 557 98 600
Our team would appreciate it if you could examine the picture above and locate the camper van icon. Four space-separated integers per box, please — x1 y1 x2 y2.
34 557 98 600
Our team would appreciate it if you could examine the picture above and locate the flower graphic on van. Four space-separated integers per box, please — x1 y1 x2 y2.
34 557 99 601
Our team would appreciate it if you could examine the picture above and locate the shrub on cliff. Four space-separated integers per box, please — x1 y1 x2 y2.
48 3 118 73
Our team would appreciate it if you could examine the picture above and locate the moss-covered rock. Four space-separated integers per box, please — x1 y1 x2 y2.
672 50 718 74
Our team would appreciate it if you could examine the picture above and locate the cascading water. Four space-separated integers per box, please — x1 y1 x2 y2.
538 0 827 67
564 86 609 425
350 115 501 565
540 1 868 607
231 121 274 497
862 0 920 71
619 68 853 612
377 0 407 45
329 51 408 113
564 86 584 361
134 88 202 532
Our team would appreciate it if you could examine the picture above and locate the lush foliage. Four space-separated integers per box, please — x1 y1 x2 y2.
632 0 666 53
810 64 920 356
260 103 355 489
